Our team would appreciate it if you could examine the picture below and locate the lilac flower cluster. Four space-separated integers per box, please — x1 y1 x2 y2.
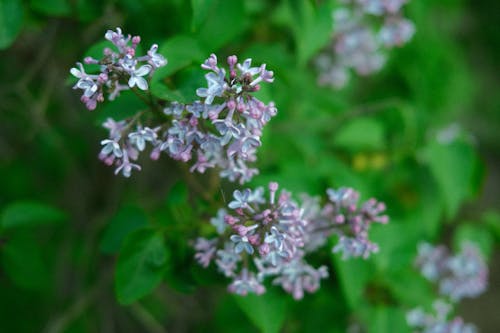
194 183 388 299
160 54 277 183
415 242 488 301
71 29 277 183
406 242 488 333
407 300 477 333
315 0 415 88
71 28 166 110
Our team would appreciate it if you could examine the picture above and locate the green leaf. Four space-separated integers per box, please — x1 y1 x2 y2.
150 81 190 103
30 0 71 16
483 211 500 242
453 223 494 260
288 0 333 65
332 248 375 309
100 206 148 254
233 290 288 333
1 201 66 229
157 35 204 78
95 90 144 123
166 182 189 207
421 139 478 218
2 234 50 290
333 118 386 152
115 229 169 304
191 0 215 31
195 0 247 50
361 306 411 333
0 0 24 49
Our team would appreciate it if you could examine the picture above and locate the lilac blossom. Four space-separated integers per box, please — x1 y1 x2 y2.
194 183 388 299
138 54 277 183
415 242 488 301
407 300 477 333
72 38 276 183
315 0 414 88
70 27 166 110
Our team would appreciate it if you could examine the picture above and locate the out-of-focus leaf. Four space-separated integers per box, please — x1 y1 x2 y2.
30 0 71 16
332 247 375 309
191 0 215 31
371 219 421 273
115 229 169 304
384 270 434 307
453 223 494 260
361 306 411 333
2 235 50 290
483 211 500 242
333 118 385 151
233 290 288 333
0 0 24 49
100 206 148 254
1 201 66 229
76 0 102 21
421 139 477 218
166 182 189 207
195 0 247 50
289 0 333 66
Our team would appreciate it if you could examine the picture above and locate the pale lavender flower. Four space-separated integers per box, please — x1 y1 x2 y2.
114 150 141 177
70 27 166 109
196 70 227 104
228 268 266 296
415 242 488 301
194 183 388 298
128 64 152 90
230 234 254 254
100 139 123 158
315 0 414 88
407 300 477 333
194 238 217 268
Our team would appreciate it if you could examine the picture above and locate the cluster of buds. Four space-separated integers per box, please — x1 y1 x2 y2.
315 0 415 88
415 242 488 301
407 300 477 333
194 183 388 299
71 29 277 183
71 28 166 110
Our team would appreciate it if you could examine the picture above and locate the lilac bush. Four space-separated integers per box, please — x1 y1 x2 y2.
315 0 415 88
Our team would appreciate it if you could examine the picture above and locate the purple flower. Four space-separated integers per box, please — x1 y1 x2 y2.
128 64 152 90
228 189 252 210
194 183 384 299
71 27 166 109
196 70 227 104
230 234 254 255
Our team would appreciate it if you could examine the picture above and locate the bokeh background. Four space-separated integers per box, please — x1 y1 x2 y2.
0 0 499 332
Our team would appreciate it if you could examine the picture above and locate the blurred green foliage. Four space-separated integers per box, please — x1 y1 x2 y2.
0 0 499 332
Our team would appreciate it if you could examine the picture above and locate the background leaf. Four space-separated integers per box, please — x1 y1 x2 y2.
233 290 288 333
100 206 148 254
1 201 66 229
115 229 169 304
0 0 24 49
